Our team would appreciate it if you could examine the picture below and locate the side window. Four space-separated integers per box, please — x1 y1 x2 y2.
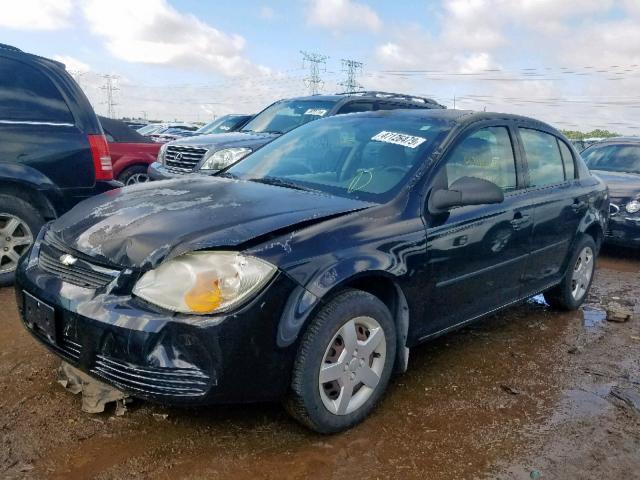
0 57 73 123
338 102 374 114
558 140 575 180
444 126 517 191
520 128 565 187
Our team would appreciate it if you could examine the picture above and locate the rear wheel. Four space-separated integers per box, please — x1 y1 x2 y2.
0 195 44 286
286 289 396 433
118 165 150 185
543 235 596 310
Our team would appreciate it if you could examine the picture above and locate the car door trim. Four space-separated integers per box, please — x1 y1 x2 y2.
0 119 74 127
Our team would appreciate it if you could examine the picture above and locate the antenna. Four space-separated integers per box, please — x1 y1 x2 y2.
100 74 119 118
300 51 328 95
339 59 364 93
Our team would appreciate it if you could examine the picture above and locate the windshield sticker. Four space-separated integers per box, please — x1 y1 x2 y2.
304 108 328 116
372 131 426 149
219 125 230 131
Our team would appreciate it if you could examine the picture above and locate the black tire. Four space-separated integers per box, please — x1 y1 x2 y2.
0 194 44 286
285 289 397 434
118 165 150 186
543 235 597 310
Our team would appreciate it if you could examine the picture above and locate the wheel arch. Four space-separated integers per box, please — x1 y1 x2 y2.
0 179 58 220
279 271 411 373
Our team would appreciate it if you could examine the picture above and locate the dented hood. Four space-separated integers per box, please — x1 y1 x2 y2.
50 177 373 268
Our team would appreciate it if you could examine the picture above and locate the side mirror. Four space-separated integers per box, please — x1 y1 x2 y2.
429 176 504 214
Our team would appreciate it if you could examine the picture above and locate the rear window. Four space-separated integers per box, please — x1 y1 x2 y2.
0 57 73 123
520 128 565 187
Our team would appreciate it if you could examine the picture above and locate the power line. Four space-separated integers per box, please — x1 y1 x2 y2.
100 74 119 118
300 51 328 95
339 59 364 93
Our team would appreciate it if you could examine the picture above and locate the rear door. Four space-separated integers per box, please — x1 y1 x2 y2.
423 122 534 336
516 127 583 294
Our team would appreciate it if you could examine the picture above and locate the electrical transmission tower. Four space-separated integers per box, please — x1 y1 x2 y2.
300 51 328 95
339 59 364 93
100 74 119 118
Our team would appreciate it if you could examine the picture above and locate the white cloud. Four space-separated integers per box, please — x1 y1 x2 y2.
259 6 276 20
0 0 73 30
307 0 382 33
82 0 263 77
53 55 90 73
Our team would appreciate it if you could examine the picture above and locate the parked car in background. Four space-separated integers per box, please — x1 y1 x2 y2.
193 114 253 136
148 126 197 143
123 121 148 130
0 44 119 285
148 91 446 180
16 109 607 432
98 116 161 185
137 123 197 137
582 137 640 247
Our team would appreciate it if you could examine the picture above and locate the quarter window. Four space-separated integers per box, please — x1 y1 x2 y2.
444 126 517 191
520 129 565 187
558 140 575 180
0 57 73 123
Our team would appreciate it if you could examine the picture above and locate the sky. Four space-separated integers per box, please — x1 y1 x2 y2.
1 0 639 133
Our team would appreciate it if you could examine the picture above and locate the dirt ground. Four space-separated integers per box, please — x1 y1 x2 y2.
1 247 639 480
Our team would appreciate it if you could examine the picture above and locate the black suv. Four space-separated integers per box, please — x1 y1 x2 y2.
0 44 119 285
148 91 445 180
16 109 608 433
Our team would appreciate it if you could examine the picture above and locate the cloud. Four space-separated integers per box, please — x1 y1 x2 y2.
82 0 263 77
0 0 73 30
259 6 276 20
307 0 382 33
53 55 90 73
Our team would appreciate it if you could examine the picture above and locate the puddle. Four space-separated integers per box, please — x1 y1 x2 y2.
581 306 607 328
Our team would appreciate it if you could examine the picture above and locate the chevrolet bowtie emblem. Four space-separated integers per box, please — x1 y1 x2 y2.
59 254 77 266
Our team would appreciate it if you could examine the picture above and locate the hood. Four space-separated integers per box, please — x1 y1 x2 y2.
49 177 372 269
168 131 279 152
591 170 640 201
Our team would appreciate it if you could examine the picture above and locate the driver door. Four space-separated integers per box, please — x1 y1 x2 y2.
421 124 534 337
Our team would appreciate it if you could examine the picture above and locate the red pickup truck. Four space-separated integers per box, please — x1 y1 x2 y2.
99 116 161 185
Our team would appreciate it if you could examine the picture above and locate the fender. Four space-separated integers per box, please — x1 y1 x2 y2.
0 162 62 217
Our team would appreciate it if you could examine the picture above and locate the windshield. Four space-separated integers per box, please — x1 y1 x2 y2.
241 99 337 134
582 144 640 175
196 115 247 135
228 114 449 203
137 124 163 135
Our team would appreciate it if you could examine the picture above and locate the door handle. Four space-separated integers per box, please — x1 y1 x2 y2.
510 211 529 228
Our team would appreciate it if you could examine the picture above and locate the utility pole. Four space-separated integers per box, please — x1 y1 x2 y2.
339 59 364 93
300 51 328 95
100 74 119 118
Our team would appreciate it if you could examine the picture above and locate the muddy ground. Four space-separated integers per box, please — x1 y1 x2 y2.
1 247 639 480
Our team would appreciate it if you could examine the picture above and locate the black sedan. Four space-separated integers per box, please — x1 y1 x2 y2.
582 137 640 247
15 109 608 433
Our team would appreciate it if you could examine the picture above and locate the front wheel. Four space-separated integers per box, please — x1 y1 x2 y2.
118 165 150 186
286 289 397 433
543 235 596 310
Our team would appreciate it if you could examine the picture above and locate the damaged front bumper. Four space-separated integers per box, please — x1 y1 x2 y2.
15 236 300 406
605 214 640 247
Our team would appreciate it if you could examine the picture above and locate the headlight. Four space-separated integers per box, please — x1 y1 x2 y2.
158 143 168 164
626 200 640 214
200 148 252 171
133 252 276 314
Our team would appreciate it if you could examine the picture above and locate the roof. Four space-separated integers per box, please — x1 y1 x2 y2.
0 43 65 69
98 116 152 143
285 90 446 108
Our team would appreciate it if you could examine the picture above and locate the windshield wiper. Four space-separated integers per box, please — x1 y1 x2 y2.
249 177 313 192
216 171 238 179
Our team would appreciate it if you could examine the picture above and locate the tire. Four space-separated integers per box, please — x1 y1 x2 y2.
543 235 597 310
118 165 150 186
285 289 397 433
0 194 44 286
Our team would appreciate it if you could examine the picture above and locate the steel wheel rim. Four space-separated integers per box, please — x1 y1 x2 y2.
571 246 594 301
0 213 33 274
318 315 386 416
126 173 150 185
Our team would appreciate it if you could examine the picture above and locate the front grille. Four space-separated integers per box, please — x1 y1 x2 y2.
164 145 207 173
92 355 210 397
59 337 82 361
38 232 120 289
